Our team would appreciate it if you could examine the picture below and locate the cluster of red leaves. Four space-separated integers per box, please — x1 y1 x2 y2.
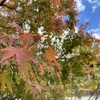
0 31 39 73
20 33 41 49
0 30 59 75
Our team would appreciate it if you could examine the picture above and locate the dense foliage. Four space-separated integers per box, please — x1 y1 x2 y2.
0 0 100 100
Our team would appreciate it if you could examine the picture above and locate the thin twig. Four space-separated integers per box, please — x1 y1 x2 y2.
88 86 99 100
3 4 16 11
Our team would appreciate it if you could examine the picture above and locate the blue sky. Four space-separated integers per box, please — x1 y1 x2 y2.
75 0 100 39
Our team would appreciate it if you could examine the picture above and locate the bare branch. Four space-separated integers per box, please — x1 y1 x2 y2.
0 0 7 6
3 4 16 11
0 0 17 12
0 24 11 29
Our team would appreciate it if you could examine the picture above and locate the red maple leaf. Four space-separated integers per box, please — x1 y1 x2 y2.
21 33 40 43
20 33 41 48
0 46 37 70
0 33 13 46
32 80 45 93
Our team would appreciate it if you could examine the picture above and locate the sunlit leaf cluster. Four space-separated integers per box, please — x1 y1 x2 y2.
0 0 100 100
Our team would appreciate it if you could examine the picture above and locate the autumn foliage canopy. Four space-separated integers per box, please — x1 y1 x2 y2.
0 0 99 100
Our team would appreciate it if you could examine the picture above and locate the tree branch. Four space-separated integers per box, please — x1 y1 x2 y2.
3 4 16 10
0 95 16 100
0 0 16 12
88 85 99 100
0 0 7 6
0 24 11 29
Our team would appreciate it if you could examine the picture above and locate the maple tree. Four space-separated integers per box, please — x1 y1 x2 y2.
0 0 99 100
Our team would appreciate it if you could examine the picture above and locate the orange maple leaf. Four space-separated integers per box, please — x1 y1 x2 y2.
20 29 24 35
45 46 59 69
86 65 97 74
39 64 44 75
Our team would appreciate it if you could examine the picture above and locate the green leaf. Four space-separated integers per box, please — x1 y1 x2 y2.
1 70 13 94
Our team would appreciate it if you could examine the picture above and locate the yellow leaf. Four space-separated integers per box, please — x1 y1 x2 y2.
24 62 31 82
1 70 13 94
1 73 6 89
80 88 84 91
